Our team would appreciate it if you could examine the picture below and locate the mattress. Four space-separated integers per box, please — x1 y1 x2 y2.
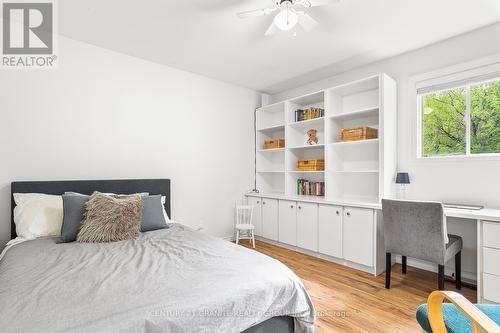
0 224 314 332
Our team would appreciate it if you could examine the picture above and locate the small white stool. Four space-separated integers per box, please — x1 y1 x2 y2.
235 205 255 248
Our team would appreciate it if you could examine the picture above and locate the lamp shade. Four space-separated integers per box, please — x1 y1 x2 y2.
396 172 410 184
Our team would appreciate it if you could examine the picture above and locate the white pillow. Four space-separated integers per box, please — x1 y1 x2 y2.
13 193 63 239
161 196 170 222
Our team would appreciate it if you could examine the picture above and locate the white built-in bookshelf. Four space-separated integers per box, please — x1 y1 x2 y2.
255 74 397 205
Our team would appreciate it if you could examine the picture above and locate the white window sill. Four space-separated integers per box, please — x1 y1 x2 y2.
415 153 500 163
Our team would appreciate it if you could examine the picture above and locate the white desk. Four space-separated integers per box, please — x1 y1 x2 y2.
444 207 500 222
443 207 500 303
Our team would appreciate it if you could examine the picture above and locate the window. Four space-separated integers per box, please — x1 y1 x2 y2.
418 77 500 158
470 81 500 154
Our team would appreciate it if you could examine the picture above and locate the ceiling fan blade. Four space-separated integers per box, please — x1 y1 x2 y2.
299 0 340 8
237 9 266 18
237 7 276 19
297 13 318 31
264 23 278 36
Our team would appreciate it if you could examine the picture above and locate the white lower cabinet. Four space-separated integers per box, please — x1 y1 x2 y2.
247 196 262 237
318 205 343 258
483 247 500 276
482 221 500 304
297 202 318 252
343 207 374 267
262 198 279 241
483 273 500 303
279 200 297 246
483 222 500 248
247 195 377 274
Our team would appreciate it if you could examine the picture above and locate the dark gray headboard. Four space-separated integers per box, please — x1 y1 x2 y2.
10 179 171 239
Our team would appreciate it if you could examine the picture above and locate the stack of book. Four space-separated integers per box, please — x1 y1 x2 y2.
294 107 324 122
297 179 325 196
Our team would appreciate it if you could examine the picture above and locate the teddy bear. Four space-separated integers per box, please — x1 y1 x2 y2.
307 129 319 145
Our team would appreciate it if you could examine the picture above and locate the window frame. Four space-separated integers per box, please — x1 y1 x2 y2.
411 56 500 162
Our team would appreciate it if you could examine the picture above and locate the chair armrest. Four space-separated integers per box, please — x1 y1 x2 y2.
427 290 500 333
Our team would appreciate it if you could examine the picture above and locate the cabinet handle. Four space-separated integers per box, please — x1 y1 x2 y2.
346 212 351 217
291 205 294 208
257 201 260 204
298 206 302 210
336 211 340 215
263 201 266 205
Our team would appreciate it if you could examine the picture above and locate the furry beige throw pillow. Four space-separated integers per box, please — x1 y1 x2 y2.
77 191 142 243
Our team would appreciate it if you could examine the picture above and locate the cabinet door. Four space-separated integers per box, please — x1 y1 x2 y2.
318 205 343 258
297 202 318 252
279 200 297 246
262 198 278 241
247 197 262 236
343 207 374 267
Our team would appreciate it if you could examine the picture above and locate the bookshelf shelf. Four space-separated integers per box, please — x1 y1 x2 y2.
331 170 379 173
258 102 286 113
296 194 325 201
329 106 379 120
288 117 324 127
257 148 285 153
288 144 325 150
329 138 379 146
287 170 325 173
254 74 396 204
257 124 285 132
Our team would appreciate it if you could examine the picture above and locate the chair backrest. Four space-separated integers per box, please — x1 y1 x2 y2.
382 199 446 265
427 291 500 333
235 205 253 226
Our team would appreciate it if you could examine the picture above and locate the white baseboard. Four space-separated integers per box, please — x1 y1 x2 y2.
254 236 376 276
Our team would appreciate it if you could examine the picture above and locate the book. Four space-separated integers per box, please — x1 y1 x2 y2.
297 178 325 196
294 107 324 123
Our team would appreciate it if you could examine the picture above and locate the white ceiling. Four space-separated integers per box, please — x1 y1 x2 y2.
59 0 500 94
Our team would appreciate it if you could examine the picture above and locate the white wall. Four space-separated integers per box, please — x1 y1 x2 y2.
269 22 500 281
0 36 260 248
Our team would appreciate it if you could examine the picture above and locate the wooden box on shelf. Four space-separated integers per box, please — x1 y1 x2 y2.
263 138 285 149
296 159 325 171
340 126 378 142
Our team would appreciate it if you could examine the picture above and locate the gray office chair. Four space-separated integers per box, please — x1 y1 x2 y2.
382 199 463 290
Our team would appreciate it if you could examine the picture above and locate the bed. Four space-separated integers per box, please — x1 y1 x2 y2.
0 179 314 333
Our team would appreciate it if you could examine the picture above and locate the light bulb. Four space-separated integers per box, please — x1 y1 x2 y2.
273 6 298 31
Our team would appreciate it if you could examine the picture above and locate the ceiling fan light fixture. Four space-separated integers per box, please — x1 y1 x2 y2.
273 5 298 31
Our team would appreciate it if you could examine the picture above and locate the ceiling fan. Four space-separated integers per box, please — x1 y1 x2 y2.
237 0 340 36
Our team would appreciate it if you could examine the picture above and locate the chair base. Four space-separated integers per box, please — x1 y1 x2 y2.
455 251 462 290
438 264 445 290
236 229 255 249
385 252 391 289
385 252 462 291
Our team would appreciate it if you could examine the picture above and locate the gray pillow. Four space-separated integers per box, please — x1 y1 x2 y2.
141 195 168 232
77 192 142 243
61 194 89 243
65 192 149 197
60 193 167 243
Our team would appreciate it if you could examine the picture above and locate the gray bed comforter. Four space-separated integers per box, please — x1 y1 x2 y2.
0 224 315 333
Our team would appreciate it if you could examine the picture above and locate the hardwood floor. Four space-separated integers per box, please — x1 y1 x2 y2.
240 240 476 333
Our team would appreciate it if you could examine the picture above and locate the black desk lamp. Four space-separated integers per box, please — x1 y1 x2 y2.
396 172 410 199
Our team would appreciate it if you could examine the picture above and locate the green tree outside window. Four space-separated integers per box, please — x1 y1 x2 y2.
421 79 500 157
471 81 500 154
